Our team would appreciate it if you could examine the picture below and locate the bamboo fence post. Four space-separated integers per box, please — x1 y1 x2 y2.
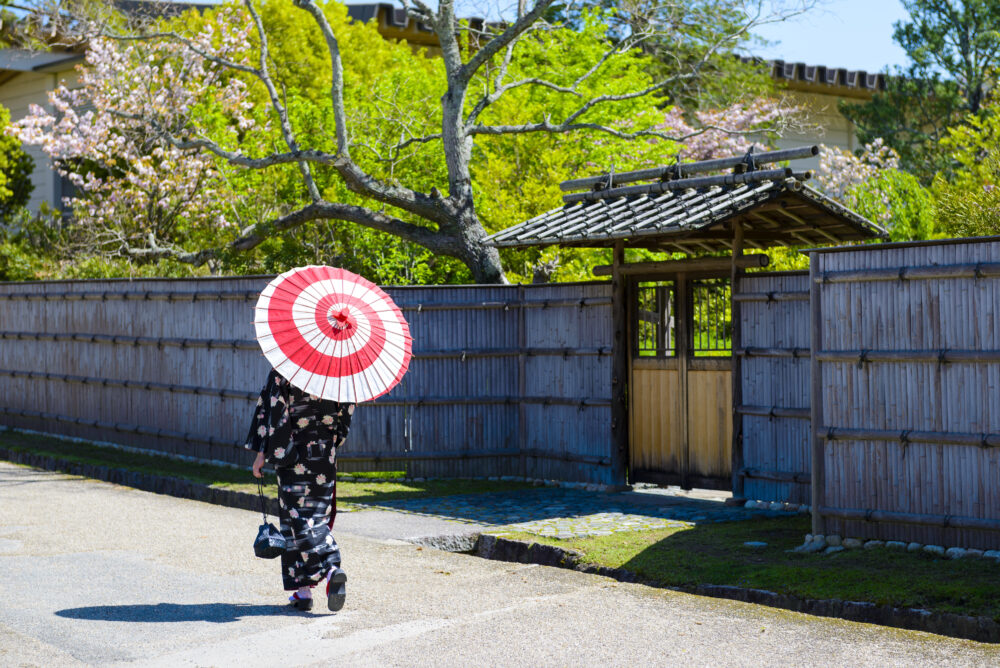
610 241 629 486
730 222 745 498
676 273 690 489
810 253 826 535
517 283 527 479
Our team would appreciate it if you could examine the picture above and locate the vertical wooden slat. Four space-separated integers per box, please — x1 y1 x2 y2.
676 274 690 488
0 279 617 484
730 222 744 497
517 283 527 479
610 241 629 486
810 252 826 536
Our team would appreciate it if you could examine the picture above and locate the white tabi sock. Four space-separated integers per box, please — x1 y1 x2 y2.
296 586 312 599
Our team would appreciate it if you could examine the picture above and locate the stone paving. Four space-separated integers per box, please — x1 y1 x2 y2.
354 488 797 538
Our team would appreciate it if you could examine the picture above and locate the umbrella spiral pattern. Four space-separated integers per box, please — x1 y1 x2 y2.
254 266 412 403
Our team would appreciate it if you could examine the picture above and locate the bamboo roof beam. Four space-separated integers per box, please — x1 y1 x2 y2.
559 145 819 192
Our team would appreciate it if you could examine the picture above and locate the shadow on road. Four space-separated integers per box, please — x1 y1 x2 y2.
55 602 291 623
360 488 747 527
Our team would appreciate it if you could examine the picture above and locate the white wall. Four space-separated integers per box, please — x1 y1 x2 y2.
773 89 859 173
0 68 79 213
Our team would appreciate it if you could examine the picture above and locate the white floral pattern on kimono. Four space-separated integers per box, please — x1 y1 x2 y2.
244 369 355 591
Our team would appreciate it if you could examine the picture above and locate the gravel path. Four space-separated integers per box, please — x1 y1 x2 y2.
1 462 997 667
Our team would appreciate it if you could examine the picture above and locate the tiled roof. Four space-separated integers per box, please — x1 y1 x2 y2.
0 49 80 72
347 3 420 29
346 3 480 33
741 57 887 91
487 179 885 253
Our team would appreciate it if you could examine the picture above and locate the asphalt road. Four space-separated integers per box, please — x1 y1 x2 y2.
0 462 997 667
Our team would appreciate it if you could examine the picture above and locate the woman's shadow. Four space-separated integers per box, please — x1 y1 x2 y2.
56 602 296 623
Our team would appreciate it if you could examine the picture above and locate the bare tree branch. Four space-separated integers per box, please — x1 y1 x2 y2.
242 0 321 203
230 201 449 254
121 232 215 266
469 120 673 140
289 0 451 222
465 33 633 128
461 0 556 83
104 30 259 76
121 199 452 267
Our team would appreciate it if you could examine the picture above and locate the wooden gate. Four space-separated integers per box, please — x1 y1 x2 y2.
628 274 733 489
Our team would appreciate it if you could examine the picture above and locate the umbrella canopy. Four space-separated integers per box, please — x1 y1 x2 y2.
253 266 412 403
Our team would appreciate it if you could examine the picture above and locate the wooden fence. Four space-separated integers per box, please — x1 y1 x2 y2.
735 271 811 504
0 278 616 485
810 239 1000 550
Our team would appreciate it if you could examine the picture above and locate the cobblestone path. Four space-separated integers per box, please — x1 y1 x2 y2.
355 488 796 538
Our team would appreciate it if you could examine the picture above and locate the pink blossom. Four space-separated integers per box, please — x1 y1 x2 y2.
656 98 799 162
9 4 259 236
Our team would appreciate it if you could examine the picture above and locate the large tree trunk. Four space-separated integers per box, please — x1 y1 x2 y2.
453 219 507 284
437 61 508 284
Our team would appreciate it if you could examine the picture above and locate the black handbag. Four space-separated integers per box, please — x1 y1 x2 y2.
253 477 285 559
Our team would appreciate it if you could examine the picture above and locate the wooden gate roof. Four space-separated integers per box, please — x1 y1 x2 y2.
488 165 887 254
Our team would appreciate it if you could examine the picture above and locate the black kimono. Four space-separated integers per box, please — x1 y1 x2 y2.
244 369 353 591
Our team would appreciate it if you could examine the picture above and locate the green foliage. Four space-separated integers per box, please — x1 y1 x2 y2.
0 207 63 280
470 12 682 282
20 2 793 284
0 104 33 217
935 166 1000 237
0 240 39 280
759 248 809 271
932 105 1000 237
547 0 777 109
840 77 963 182
164 3 783 284
59 256 212 279
893 0 1000 115
162 1 462 284
840 0 1000 181
848 169 936 241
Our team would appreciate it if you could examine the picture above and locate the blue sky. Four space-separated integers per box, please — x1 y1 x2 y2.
744 0 910 72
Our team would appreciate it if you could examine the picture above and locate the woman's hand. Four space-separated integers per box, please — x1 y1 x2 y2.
252 451 265 479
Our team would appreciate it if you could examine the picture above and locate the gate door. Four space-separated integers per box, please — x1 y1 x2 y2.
629 275 732 489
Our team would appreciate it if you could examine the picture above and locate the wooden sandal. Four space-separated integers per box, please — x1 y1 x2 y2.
289 592 313 611
326 567 347 612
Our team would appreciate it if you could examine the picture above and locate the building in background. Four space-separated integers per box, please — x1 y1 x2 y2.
757 59 886 170
0 49 81 213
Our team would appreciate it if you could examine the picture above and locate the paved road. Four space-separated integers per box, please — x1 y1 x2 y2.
0 463 997 667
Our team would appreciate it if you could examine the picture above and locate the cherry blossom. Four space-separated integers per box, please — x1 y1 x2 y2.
814 139 899 202
658 98 799 161
813 139 901 224
9 4 258 251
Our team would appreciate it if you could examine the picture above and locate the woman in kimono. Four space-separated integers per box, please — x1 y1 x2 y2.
245 368 354 612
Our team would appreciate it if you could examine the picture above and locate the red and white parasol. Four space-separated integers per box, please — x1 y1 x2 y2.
253 265 412 403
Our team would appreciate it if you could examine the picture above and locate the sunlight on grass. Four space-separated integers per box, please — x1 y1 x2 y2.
505 517 1000 619
0 430 533 504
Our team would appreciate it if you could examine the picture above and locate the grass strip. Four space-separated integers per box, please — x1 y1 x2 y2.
0 430 533 505
503 516 1000 620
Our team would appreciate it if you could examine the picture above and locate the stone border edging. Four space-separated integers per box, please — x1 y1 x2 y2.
0 447 281 517
471 534 1000 644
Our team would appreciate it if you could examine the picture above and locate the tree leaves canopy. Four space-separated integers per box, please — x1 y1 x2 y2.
841 0 1000 181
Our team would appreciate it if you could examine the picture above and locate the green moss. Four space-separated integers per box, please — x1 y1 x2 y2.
0 430 532 505
503 517 1000 619
345 470 406 479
